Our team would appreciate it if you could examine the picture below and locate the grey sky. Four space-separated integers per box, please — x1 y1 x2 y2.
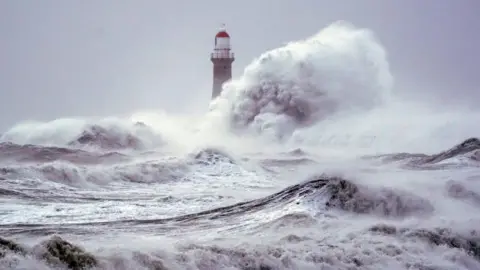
1 0 479 131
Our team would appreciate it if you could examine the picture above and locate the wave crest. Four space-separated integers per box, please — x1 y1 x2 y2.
0 142 128 164
190 147 236 166
210 21 393 139
0 159 188 188
68 124 144 151
323 178 434 217
0 119 162 150
373 137 480 168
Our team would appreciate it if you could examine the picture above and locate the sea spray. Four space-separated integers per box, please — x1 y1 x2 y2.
209 21 393 140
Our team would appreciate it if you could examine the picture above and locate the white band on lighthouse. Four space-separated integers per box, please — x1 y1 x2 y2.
215 37 230 50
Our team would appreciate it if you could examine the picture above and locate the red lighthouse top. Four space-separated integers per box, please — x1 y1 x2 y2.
215 31 230 38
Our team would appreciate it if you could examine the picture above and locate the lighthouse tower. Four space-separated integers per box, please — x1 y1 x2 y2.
211 25 235 99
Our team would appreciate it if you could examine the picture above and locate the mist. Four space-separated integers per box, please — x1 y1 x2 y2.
1 0 480 131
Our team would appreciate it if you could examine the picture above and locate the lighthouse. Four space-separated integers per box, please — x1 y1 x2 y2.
211 25 235 99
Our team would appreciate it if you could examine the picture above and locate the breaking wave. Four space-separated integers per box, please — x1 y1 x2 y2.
209 21 393 140
0 119 162 151
0 142 129 164
371 137 480 169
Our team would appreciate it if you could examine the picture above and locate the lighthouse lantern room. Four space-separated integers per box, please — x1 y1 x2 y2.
211 24 235 99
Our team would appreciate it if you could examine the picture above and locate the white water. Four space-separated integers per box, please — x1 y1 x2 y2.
1 21 480 270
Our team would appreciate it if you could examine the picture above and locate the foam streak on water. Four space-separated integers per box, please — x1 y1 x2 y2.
1 21 480 270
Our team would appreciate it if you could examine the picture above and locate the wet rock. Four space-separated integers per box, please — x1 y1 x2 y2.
0 237 27 258
39 235 97 270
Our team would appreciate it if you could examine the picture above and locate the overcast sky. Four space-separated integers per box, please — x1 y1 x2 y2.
1 0 479 131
